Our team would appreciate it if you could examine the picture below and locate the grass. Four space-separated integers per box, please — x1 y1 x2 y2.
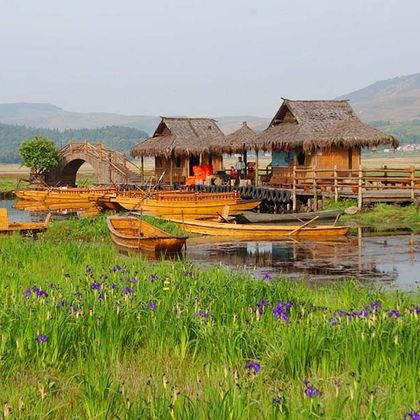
324 199 420 233
0 224 418 418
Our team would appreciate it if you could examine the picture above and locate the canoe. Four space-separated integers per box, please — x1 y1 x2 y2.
112 191 260 217
236 209 343 224
0 208 51 235
107 215 188 254
165 218 349 239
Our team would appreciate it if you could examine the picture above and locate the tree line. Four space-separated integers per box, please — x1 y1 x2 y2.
0 124 148 163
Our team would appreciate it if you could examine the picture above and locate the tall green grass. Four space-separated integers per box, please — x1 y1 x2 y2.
0 234 418 418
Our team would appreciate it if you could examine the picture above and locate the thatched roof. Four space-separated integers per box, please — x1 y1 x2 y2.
223 122 258 153
250 99 398 152
131 117 226 158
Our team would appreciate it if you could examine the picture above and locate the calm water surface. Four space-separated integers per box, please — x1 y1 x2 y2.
3 199 419 291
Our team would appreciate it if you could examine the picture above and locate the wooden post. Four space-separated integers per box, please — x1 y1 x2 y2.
334 165 338 202
312 165 318 211
358 167 363 210
292 165 297 211
410 165 415 201
255 149 259 187
141 156 144 184
169 155 173 186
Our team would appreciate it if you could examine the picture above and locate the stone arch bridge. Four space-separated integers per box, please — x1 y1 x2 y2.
45 141 142 186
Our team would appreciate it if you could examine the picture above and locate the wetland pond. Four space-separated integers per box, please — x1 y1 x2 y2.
4 199 419 292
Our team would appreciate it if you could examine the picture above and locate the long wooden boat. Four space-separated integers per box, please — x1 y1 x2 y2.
236 209 343 224
0 208 51 235
107 215 188 254
166 217 349 239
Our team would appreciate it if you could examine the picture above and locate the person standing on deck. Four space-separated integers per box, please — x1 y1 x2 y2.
234 156 246 185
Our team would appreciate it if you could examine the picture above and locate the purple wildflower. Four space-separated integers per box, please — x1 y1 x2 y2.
329 317 338 326
91 281 101 291
129 276 138 284
257 299 269 315
404 409 420 420
36 334 48 343
85 266 93 274
335 309 347 317
35 289 48 299
273 301 290 321
273 396 282 406
56 299 66 308
122 287 134 295
304 382 321 398
98 293 105 301
261 272 273 281
370 300 381 310
24 288 31 298
388 309 400 318
194 311 209 318
148 274 158 281
111 283 118 290
111 265 122 272
146 302 157 311
244 361 261 374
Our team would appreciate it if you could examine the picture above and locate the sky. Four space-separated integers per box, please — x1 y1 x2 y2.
1 0 420 117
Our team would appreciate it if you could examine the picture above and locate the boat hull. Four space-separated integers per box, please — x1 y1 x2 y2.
107 216 188 254
237 209 343 224
167 218 349 238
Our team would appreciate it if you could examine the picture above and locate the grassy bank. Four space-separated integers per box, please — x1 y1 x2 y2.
0 230 418 418
324 200 420 233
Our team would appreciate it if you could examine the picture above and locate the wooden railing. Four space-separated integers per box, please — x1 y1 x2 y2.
60 141 141 181
290 165 420 210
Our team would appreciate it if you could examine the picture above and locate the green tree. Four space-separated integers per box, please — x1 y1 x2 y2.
19 136 60 178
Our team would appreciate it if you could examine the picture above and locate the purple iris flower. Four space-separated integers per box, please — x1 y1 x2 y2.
244 361 261 374
404 409 420 420
273 301 290 321
304 382 321 398
273 396 282 406
85 266 93 274
129 276 138 284
335 309 347 317
112 265 122 272
36 334 48 343
122 287 134 295
257 299 269 315
91 281 101 291
146 302 157 311
111 283 118 290
24 288 31 298
35 289 48 299
148 274 158 281
194 311 209 318
370 300 381 310
56 299 66 308
329 317 338 326
98 293 105 301
388 309 400 318
261 272 273 281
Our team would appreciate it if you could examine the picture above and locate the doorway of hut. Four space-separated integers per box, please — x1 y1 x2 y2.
189 155 200 176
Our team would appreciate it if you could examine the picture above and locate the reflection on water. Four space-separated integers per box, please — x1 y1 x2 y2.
186 234 420 291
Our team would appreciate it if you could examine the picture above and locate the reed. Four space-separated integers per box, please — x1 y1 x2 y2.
0 233 418 418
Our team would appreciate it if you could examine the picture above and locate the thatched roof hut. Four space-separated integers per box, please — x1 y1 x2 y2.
224 121 258 153
131 117 226 158
250 99 398 152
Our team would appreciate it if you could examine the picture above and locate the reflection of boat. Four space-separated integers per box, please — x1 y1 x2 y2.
0 208 51 235
166 218 349 238
13 199 101 216
236 209 343 224
112 191 260 218
107 215 188 254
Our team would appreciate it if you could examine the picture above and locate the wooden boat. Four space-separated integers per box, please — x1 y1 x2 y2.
0 208 51 235
112 191 260 217
165 217 349 239
107 215 188 254
236 209 343 224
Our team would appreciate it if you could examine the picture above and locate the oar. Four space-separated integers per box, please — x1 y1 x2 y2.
287 216 319 237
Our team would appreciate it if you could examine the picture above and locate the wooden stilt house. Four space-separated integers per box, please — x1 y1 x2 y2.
251 99 398 186
130 117 226 184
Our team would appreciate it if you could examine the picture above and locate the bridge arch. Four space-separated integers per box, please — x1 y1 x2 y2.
45 141 142 186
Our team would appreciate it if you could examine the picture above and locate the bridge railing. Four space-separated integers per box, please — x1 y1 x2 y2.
60 141 141 180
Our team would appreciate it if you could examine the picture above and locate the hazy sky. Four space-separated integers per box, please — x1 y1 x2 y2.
1 0 419 117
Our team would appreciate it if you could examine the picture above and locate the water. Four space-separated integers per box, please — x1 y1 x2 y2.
3 199 419 291
186 234 420 291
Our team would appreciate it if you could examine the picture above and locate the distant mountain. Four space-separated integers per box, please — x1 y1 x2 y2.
0 103 270 134
338 73 420 122
0 103 160 133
